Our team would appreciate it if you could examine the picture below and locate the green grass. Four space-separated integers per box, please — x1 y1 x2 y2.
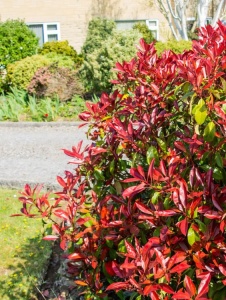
0 188 53 299
0 88 87 122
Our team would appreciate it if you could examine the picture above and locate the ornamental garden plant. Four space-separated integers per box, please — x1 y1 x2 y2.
15 22 226 299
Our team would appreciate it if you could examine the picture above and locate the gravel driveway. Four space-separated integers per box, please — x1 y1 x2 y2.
0 122 89 190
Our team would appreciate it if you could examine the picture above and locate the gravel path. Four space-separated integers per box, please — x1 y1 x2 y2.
0 122 89 190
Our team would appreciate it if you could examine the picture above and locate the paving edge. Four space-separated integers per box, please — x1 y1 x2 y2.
0 179 60 191
0 121 87 127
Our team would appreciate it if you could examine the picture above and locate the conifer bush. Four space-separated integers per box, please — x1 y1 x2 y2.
15 22 226 300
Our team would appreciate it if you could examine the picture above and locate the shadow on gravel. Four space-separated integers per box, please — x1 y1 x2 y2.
0 236 53 300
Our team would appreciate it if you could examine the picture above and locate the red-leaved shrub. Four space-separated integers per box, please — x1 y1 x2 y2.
14 22 226 299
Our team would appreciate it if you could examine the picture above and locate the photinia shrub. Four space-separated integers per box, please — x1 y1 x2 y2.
14 22 226 299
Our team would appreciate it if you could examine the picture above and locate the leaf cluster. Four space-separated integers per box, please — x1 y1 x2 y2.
15 22 226 299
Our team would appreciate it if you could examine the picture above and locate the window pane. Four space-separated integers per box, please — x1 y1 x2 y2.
147 21 157 27
115 20 145 30
48 34 58 41
28 24 44 46
150 30 157 39
47 24 57 31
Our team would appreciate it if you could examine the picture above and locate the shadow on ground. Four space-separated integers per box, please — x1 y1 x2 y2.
0 236 53 300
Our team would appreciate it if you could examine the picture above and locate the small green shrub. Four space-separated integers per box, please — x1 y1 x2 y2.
133 22 155 43
0 19 38 67
28 64 84 102
80 29 142 93
6 53 78 91
155 39 192 54
81 18 116 55
38 40 83 67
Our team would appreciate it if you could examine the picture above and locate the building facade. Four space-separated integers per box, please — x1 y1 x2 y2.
0 0 170 51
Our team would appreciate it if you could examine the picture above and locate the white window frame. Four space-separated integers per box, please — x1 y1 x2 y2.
146 19 159 40
27 22 61 45
115 19 159 41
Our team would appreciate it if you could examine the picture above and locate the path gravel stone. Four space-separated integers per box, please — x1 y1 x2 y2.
0 122 89 190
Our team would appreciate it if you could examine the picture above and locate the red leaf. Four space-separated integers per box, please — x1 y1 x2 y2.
170 261 190 274
197 273 211 298
74 280 88 286
172 291 190 299
174 141 187 152
184 275 196 297
125 240 136 258
178 180 187 210
159 283 175 294
218 264 226 276
68 252 86 260
57 176 66 188
155 210 179 217
54 209 70 221
168 252 187 270
150 82 159 94
176 218 188 236
43 235 58 241
106 281 130 291
122 182 146 198
120 262 137 269
79 111 92 121
135 201 153 215
105 261 115 276
129 278 141 289
148 158 155 180
91 147 107 156
143 284 159 295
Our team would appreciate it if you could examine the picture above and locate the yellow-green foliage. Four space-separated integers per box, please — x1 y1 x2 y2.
80 29 142 93
155 40 192 54
132 22 155 44
38 40 83 67
6 53 76 90
7 55 50 90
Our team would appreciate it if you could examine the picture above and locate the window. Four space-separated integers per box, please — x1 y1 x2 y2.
27 22 61 46
115 19 159 40
146 19 159 40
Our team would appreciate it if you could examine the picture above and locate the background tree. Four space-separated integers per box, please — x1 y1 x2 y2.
149 0 226 40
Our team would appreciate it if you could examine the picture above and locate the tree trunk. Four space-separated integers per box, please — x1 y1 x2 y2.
212 0 226 26
197 0 211 27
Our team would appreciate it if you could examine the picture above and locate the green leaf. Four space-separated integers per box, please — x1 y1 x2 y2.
194 99 208 125
187 225 200 246
215 152 223 168
213 167 223 180
153 228 160 237
106 239 114 248
195 219 207 233
151 192 160 204
220 77 226 94
118 239 126 253
146 145 159 165
203 121 216 142
109 160 115 174
94 168 105 181
156 137 167 153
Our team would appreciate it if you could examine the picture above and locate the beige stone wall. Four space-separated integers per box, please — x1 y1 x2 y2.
0 0 170 52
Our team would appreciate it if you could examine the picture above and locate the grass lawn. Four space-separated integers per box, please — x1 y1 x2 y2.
0 188 53 300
